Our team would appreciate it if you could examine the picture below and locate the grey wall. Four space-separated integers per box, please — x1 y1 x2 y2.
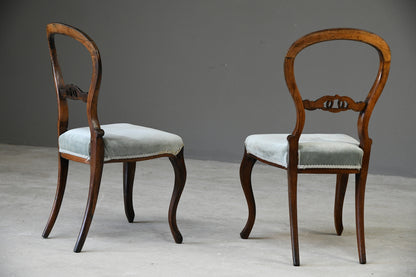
1 0 415 177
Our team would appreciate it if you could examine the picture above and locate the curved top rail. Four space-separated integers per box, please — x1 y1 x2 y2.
47 23 99 55
285 28 390 62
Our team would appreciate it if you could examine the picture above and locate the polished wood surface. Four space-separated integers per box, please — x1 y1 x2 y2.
239 150 257 239
302 95 366 113
123 162 136 223
42 156 68 238
240 28 391 266
42 23 186 252
59 84 89 102
334 173 349 236
168 148 187 243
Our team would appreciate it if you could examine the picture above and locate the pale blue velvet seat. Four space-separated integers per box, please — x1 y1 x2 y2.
245 133 363 169
59 123 184 162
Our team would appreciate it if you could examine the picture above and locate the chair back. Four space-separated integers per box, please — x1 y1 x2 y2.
284 28 391 149
46 23 103 138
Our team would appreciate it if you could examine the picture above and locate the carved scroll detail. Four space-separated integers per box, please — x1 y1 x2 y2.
303 95 365 113
59 84 88 102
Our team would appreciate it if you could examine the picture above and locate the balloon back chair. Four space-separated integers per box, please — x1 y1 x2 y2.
42 23 186 252
239 28 390 265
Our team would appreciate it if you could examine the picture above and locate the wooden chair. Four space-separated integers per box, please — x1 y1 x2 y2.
42 23 186 252
239 28 390 266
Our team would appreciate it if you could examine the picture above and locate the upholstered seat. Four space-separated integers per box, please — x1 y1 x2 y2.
59 123 184 161
245 134 363 169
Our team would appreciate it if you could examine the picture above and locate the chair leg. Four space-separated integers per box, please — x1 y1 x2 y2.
123 162 136 223
239 151 257 239
73 151 104 252
42 156 69 238
168 148 186 244
334 173 349 235
288 169 300 266
355 172 367 264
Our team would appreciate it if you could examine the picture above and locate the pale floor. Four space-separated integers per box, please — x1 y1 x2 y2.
0 144 415 276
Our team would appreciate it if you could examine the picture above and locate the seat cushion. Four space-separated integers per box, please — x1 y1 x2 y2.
59 123 184 161
245 134 363 169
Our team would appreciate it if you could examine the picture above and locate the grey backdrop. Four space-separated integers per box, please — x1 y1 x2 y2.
1 0 415 177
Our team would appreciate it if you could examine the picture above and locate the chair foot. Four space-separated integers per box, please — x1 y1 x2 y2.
172 231 183 244
359 254 367 264
240 230 250 240
168 148 186 244
42 156 69 238
240 150 257 239
293 258 300 266
123 162 136 223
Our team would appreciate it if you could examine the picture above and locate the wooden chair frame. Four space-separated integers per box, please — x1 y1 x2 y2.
240 28 391 265
42 23 186 252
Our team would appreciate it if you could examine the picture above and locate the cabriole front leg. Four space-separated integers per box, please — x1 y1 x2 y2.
239 151 257 239
168 148 186 243
123 162 136 223
334 173 349 235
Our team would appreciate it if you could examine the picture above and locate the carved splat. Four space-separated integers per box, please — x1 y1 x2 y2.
59 84 88 102
303 95 366 113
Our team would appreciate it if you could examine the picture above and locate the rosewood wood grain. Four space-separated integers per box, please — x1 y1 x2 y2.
303 95 366 113
287 134 300 266
47 23 102 138
43 23 187 252
240 28 390 266
59 84 88 102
